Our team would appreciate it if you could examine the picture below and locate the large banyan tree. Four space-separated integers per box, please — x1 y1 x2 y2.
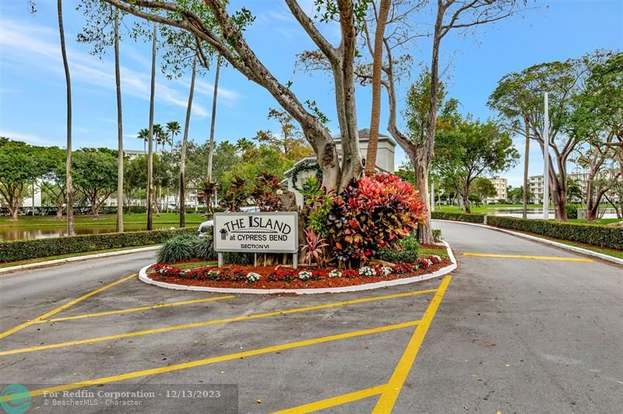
103 0 372 192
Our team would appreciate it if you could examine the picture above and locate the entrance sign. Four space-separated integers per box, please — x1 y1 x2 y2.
213 212 299 267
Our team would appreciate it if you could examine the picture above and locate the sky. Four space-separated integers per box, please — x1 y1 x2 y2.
0 0 622 186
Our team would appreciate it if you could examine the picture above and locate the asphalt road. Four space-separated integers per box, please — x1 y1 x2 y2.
0 221 621 414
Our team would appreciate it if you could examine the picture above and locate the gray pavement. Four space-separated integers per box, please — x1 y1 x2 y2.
0 221 621 414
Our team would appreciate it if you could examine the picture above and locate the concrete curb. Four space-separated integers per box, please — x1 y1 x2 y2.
0 245 161 275
138 241 457 295
433 219 623 266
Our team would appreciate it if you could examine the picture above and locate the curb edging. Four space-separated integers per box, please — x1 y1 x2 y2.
433 219 623 266
138 241 457 295
0 245 162 275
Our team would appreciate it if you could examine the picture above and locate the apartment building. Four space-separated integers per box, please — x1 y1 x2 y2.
487 176 508 203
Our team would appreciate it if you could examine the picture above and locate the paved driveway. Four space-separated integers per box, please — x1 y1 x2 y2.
0 221 621 413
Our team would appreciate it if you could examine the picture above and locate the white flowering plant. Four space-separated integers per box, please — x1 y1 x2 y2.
358 266 376 277
328 269 342 278
381 266 393 277
298 270 313 280
246 272 261 283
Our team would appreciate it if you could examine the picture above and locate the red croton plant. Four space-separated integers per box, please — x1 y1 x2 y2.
326 173 426 266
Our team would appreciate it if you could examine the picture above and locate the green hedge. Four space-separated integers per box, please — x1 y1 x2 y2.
431 211 485 223
487 216 623 250
0 228 196 263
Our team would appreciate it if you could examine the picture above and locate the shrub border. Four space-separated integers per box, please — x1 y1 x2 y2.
0 228 196 263
430 211 485 223
433 219 623 266
138 241 457 295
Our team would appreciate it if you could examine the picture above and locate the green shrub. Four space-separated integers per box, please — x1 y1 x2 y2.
376 249 419 263
430 211 485 223
223 252 254 264
432 229 442 242
487 216 623 250
192 235 217 261
566 204 578 219
399 234 419 253
0 228 195 263
376 233 419 263
158 235 199 264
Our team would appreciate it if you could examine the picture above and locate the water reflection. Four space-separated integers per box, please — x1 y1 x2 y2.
0 224 184 241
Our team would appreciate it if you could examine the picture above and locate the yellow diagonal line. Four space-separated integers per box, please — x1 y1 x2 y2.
33 295 235 324
272 384 386 414
0 288 436 357
0 273 136 341
463 252 593 262
372 275 452 413
0 320 420 402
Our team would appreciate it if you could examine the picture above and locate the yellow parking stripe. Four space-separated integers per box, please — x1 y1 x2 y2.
0 320 420 402
372 275 452 413
33 295 235 324
0 273 136 341
463 252 593 262
0 288 436 357
272 384 386 414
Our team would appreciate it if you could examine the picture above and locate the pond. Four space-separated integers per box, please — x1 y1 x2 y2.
0 224 188 241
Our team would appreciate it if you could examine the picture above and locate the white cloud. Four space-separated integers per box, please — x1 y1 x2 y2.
0 18 241 118
0 129 59 146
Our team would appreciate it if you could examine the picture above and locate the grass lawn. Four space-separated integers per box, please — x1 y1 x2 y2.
0 213 206 229
434 204 543 214
567 218 622 226
434 205 621 226
419 245 450 259
173 260 218 270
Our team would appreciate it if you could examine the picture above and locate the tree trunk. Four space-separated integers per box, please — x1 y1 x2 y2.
415 158 434 244
57 0 74 236
146 23 157 231
522 118 530 219
8 197 19 221
462 182 471 214
365 0 391 176
180 58 196 228
207 56 221 185
114 9 124 233
336 0 362 191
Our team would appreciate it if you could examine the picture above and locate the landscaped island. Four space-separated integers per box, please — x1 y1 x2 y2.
139 172 456 292
146 244 450 290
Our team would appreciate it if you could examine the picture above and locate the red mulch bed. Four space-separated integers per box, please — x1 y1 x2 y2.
147 259 452 290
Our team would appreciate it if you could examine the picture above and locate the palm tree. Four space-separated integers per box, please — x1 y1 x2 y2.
166 121 180 152
146 22 157 231
114 8 124 232
153 123 165 153
206 55 222 184
179 59 196 227
137 128 148 153
57 0 74 235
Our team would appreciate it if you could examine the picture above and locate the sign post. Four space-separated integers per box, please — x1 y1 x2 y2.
214 212 299 268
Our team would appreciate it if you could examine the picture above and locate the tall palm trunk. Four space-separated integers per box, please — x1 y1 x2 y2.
206 56 221 185
522 118 530 219
146 23 157 230
57 0 74 236
179 58 197 228
114 9 124 232
365 0 391 176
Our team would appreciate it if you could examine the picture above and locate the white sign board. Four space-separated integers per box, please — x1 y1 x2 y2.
213 212 298 253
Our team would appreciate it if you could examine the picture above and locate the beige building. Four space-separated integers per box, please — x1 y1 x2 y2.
487 176 508 203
